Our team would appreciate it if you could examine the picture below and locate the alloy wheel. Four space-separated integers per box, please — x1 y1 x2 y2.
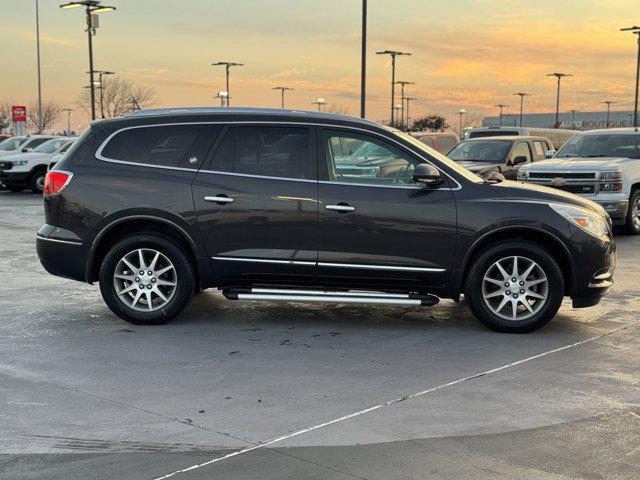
482 255 548 321
632 195 640 231
113 248 177 312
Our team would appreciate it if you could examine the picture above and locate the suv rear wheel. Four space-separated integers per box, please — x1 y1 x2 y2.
99 234 194 324
465 240 564 333
625 189 640 235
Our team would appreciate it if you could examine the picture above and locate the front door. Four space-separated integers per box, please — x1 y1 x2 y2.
317 128 457 290
192 124 318 283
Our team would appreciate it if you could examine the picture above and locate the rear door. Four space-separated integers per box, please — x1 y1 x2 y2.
192 124 318 283
316 128 457 290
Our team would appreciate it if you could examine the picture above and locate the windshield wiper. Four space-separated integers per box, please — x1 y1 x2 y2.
557 155 576 158
585 154 605 157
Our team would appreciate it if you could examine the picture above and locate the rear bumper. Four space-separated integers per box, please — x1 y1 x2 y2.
36 224 87 282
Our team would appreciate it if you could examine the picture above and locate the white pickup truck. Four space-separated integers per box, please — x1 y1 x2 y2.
518 128 640 234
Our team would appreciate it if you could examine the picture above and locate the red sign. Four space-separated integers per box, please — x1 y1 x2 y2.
12 105 26 122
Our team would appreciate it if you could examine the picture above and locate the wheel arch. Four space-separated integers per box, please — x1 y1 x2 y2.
86 215 201 286
455 226 575 297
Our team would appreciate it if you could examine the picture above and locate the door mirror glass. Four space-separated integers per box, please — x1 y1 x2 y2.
481 170 505 184
412 163 444 187
545 149 556 159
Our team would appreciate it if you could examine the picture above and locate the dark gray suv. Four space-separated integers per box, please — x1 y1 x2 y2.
37 108 615 333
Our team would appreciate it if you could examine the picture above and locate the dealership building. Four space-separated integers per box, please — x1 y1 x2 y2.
482 110 636 130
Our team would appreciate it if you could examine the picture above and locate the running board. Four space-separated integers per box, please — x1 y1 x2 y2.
221 288 439 306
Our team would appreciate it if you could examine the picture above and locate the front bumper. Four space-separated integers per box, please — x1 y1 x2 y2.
593 198 628 223
0 171 29 187
569 228 616 307
36 224 87 282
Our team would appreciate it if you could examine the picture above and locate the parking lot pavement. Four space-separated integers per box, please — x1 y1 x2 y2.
0 190 639 480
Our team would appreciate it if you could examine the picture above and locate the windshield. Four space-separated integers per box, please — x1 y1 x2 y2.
448 141 511 163
387 127 483 183
0 137 27 151
351 141 391 157
33 138 67 154
555 133 640 158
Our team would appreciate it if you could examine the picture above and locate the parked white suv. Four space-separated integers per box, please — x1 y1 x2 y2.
518 128 640 234
0 137 75 193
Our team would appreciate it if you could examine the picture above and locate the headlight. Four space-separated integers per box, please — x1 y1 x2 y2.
550 203 609 238
13 160 28 166
600 171 622 180
517 168 528 179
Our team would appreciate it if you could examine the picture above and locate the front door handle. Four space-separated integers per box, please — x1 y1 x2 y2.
205 195 234 204
326 204 355 213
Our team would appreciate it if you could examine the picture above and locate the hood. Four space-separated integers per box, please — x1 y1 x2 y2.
0 152 50 162
455 160 503 172
491 180 605 216
523 156 636 171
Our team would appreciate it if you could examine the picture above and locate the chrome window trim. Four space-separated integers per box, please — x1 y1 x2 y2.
36 235 83 246
198 168 317 184
94 121 462 190
212 256 445 272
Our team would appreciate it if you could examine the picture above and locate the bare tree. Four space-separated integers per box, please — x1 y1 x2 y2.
0 102 12 133
325 104 350 115
28 101 63 134
77 77 155 119
451 111 483 138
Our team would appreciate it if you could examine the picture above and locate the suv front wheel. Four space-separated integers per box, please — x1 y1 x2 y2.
465 240 564 333
99 234 194 324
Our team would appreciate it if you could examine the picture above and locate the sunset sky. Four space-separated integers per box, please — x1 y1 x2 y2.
2 0 639 131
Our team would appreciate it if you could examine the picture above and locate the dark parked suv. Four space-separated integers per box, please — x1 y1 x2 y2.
37 108 615 333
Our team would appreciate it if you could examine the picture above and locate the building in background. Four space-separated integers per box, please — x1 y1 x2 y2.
483 110 635 130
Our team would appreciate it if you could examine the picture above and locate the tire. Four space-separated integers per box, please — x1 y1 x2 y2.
464 240 564 333
99 234 194 325
624 189 640 235
29 170 46 194
7 186 24 193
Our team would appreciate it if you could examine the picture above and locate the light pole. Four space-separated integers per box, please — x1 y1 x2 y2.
395 80 414 130
512 92 531 127
602 101 616 128
273 86 293 109
312 98 327 112
570 109 578 128
404 97 417 131
35 0 43 133
621 26 640 127
60 1 116 122
63 108 72 135
494 104 508 126
211 61 243 107
376 50 411 125
92 70 114 118
458 108 467 140
546 72 573 128
360 0 367 118
214 91 228 107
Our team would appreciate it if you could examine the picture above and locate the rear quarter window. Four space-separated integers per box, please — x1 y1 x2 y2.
100 125 205 167
434 136 457 154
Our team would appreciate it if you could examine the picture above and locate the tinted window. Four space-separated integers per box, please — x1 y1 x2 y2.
0 137 27 151
101 125 200 167
210 127 236 172
418 136 435 148
324 130 419 186
435 136 456 154
34 138 68 153
25 138 52 149
511 142 532 162
234 127 310 179
449 140 511 163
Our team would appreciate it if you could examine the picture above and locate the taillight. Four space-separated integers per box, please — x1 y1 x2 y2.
44 170 73 195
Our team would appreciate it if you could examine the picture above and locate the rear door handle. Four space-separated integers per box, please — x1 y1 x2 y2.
326 204 355 212
205 195 234 204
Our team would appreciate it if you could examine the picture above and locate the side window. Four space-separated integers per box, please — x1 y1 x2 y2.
324 130 419 186
26 138 51 149
101 125 202 167
532 141 547 160
234 126 311 179
209 126 236 172
435 136 456 154
419 136 435 148
510 142 532 162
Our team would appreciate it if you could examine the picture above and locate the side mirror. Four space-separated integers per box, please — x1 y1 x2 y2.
412 163 444 187
512 155 528 165
545 149 556 159
481 170 505 184
22 147 33 153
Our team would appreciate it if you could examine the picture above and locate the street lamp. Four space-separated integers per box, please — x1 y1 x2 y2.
211 61 243 107
63 108 73 135
512 92 531 127
546 72 573 128
570 109 578 128
35 0 43 133
458 108 467 140
376 50 411 125
214 91 228 107
91 70 115 118
404 97 417 131
360 0 367 118
602 101 616 128
494 104 508 126
395 80 414 130
312 98 327 111
621 26 640 127
273 86 293 109
59 1 116 121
